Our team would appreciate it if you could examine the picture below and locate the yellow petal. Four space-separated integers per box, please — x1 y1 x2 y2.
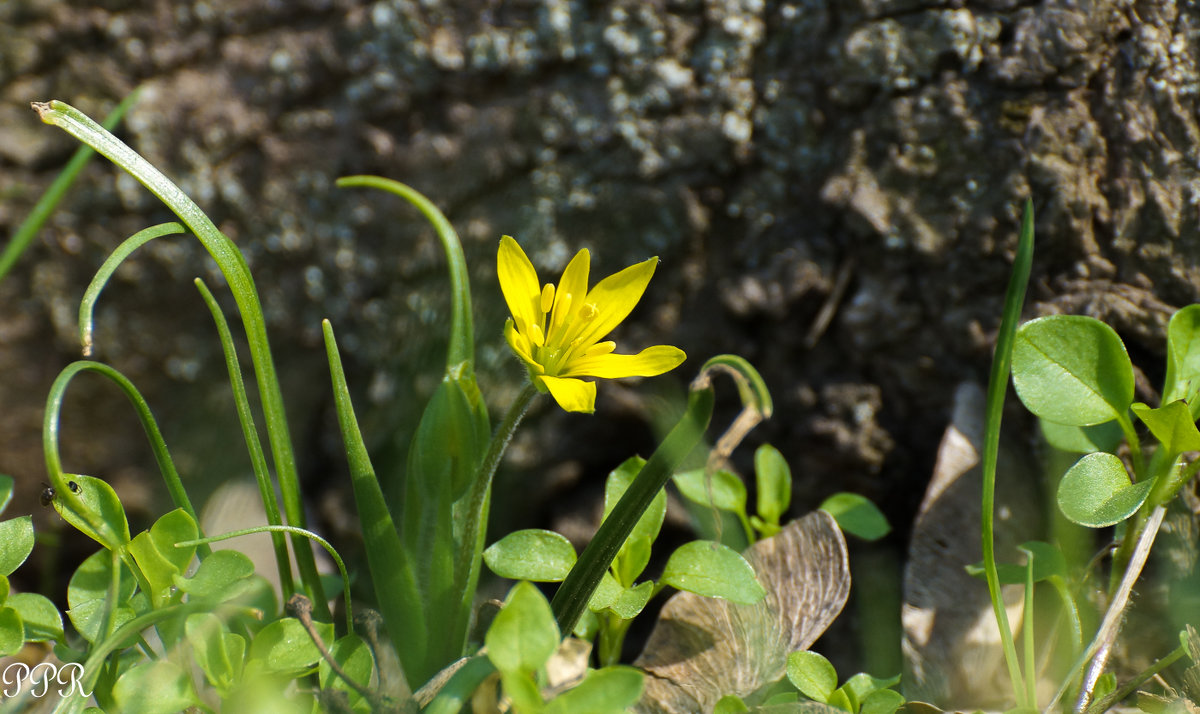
548 248 590 342
498 236 542 338
504 318 543 374
565 345 686 379
567 256 657 349
540 375 597 413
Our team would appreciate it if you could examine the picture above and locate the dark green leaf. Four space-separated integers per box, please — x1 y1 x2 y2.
819 494 890 541
1057 452 1152 527
605 456 667 547
485 529 577 582
0 516 34 576
1012 315 1134 426
661 541 765 604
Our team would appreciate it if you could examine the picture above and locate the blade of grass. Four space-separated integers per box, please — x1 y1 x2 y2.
981 199 1035 708
34 100 326 617
1 90 140 285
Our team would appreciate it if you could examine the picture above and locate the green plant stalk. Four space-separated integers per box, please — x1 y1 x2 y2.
551 385 714 636
981 199 1035 708
1 90 139 285
1023 551 1036 707
1083 640 1188 714
177 524 353 633
193 278 292 594
42 360 204 552
34 100 327 617
598 612 635 668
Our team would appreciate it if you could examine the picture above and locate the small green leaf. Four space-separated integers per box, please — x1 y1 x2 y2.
1132 401 1200 454
819 493 890 541
8 593 63 642
827 687 855 712
861 688 905 714
186 613 242 692
247 617 329 677
587 572 623 612
112 660 199 714
672 469 748 513
605 456 666 546
661 541 765 604
0 516 34 576
1164 304 1200 418
53 474 131 551
842 672 901 708
1094 672 1117 702
486 581 560 675
1057 452 1152 527
545 665 644 714
714 694 751 713
605 581 654 620
500 671 545 713
67 549 136 643
128 509 197 608
320 634 375 710
1012 315 1135 426
485 530 577 582
1039 418 1124 454
788 650 838 702
613 535 651 587
0 607 22 657
0 474 12 514
755 444 792 525
174 549 255 600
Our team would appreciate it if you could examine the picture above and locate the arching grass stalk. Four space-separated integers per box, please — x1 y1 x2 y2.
1 89 140 285
34 100 327 617
980 199 1035 708
42 360 205 557
176 524 354 634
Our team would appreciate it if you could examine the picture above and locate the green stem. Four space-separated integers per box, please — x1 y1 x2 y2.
1084 641 1188 714
457 382 539 629
981 199 1035 708
551 386 714 636
34 100 326 618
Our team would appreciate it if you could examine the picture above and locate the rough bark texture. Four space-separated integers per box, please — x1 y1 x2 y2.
2 0 1199 677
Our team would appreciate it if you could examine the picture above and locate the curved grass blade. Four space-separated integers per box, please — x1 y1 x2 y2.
1 89 140 285
193 277 290 590
34 99 325 616
79 222 184 356
981 199 1035 708
323 319 418 687
43 360 205 556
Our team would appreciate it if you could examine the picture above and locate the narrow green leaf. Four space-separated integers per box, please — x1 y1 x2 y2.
1057 452 1152 527
754 444 791 526
1012 315 1135 426
79 222 185 356
112 660 199 714
486 581 560 675
1164 304 1200 417
788 650 838 702
247 617 330 677
1132 401 1200 454
1038 418 1124 454
673 469 748 513
8 592 63 642
819 493 890 541
485 530 578 582
604 456 665 545
660 540 765 604
544 665 644 714
0 516 34 576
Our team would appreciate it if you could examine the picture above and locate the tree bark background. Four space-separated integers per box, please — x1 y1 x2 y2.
1 0 1198 674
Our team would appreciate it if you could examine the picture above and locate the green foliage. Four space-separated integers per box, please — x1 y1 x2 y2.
787 650 903 714
485 530 578 582
818 493 890 541
1056 452 1153 528
660 541 765 604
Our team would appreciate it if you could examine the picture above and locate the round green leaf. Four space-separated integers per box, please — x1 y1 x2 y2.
484 529 577 582
819 493 890 541
247 617 329 677
1012 315 1134 426
0 516 34 576
672 469 748 513
861 688 905 714
8 592 63 642
53 474 130 550
787 650 838 702
660 541 765 604
174 549 255 600
545 665 644 714
485 581 560 675
112 660 199 714
1057 452 1152 527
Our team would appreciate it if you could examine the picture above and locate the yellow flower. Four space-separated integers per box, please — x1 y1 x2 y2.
498 235 686 413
